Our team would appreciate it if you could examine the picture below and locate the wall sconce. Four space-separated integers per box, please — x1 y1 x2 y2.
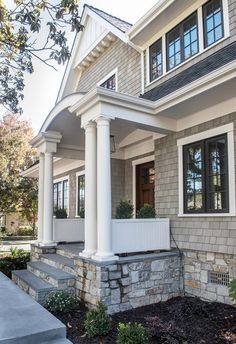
110 135 116 153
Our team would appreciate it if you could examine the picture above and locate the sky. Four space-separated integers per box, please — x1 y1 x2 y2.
3 0 158 135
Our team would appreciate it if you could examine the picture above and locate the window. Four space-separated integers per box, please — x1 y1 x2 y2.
77 174 85 217
183 134 228 213
53 179 69 212
149 39 162 81
100 74 116 90
203 0 224 48
167 12 198 71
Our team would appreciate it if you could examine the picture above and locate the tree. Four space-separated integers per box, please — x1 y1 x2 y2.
0 0 82 113
0 112 37 219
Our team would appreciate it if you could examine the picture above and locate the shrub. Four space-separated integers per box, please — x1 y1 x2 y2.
45 290 78 313
54 208 67 219
0 247 30 278
117 322 148 344
79 208 85 218
17 226 34 236
229 279 236 300
0 226 7 235
116 198 134 219
137 203 156 218
84 302 112 338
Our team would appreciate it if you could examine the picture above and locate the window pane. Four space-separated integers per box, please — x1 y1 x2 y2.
204 0 223 47
100 74 116 90
184 143 204 212
206 135 228 211
63 180 68 212
78 175 85 216
149 39 162 81
53 184 58 210
57 182 62 209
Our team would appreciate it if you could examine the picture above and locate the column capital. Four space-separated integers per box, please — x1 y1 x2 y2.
82 121 96 131
95 115 113 126
30 131 62 154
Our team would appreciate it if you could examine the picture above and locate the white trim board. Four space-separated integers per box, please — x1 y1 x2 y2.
132 155 155 217
177 123 236 217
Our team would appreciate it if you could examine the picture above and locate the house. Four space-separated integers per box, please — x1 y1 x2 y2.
13 0 236 313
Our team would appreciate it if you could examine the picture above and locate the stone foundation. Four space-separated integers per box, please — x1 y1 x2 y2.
184 250 236 304
75 251 181 314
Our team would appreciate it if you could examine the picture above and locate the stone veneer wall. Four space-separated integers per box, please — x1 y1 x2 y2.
75 252 181 314
184 250 235 304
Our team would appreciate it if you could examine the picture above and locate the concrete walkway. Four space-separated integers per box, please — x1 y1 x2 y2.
0 272 72 344
0 240 35 252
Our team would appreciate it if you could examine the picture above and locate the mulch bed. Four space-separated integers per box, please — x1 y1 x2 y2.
53 296 236 343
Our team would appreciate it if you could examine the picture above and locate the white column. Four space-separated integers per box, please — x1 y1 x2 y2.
93 116 117 261
42 152 55 245
37 153 44 244
80 122 97 258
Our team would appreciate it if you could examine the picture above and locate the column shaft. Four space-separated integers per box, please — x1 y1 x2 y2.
43 152 54 245
37 153 44 243
93 117 117 261
80 122 97 257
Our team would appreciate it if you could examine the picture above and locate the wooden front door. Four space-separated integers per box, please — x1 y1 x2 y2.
136 161 155 212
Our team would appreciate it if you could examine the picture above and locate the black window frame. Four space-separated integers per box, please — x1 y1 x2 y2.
77 174 85 216
53 179 69 212
183 134 229 214
203 0 224 48
166 11 199 71
149 38 163 82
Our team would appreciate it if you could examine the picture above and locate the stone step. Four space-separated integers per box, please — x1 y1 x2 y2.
28 261 75 291
57 243 84 259
12 269 56 305
0 272 67 344
40 254 76 276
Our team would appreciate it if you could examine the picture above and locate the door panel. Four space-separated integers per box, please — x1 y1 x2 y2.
136 161 155 213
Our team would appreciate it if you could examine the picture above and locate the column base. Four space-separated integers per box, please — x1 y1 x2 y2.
92 252 119 262
79 249 96 259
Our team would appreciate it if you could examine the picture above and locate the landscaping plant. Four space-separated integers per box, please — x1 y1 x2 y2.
229 279 236 300
115 198 134 219
0 247 30 278
45 290 78 313
137 203 156 218
54 208 68 219
117 322 148 344
84 302 112 340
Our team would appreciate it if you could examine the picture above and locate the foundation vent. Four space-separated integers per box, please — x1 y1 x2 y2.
208 271 229 286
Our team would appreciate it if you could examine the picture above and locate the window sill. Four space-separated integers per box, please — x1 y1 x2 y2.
145 35 229 89
178 213 236 217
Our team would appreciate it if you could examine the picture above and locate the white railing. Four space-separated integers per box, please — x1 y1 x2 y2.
111 218 170 254
53 218 84 242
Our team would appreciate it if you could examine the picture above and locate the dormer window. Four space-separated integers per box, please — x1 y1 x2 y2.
100 74 116 90
203 0 224 48
149 39 162 81
167 12 198 71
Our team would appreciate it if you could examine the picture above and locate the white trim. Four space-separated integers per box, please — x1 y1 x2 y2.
177 123 235 217
132 155 155 217
97 68 118 91
53 175 70 217
75 170 85 217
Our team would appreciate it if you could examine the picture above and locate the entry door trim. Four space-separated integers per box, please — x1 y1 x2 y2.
132 155 155 218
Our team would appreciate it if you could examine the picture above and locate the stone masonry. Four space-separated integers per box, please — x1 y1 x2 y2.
75 251 181 314
184 250 236 305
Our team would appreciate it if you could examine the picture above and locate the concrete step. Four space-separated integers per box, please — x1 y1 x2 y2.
12 269 56 305
0 272 68 344
27 261 75 291
40 254 76 276
42 339 72 344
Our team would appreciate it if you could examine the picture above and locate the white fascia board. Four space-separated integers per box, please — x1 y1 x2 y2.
127 0 174 42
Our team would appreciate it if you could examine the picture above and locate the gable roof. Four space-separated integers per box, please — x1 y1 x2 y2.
84 4 132 33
